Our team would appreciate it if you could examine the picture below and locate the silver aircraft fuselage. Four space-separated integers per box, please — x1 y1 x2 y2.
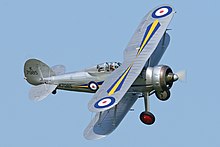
44 33 170 94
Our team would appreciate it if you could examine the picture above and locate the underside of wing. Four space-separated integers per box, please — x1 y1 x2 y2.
84 92 140 140
88 5 175 113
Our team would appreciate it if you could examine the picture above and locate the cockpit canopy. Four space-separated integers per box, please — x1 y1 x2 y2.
97 62 122 72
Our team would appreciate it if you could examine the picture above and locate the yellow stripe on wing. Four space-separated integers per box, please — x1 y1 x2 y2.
137 19 159 56
108 64 133 96
106 20 160 96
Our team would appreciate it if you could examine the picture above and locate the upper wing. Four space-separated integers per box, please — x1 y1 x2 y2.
88 5 175 113
84 92 140 140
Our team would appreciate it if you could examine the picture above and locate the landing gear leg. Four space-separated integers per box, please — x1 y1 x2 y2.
144 92 150 112
140 92 155 125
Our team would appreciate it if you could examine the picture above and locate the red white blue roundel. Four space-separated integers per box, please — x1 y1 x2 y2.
88 81 98 91
152 6 172 18
94 97 115 109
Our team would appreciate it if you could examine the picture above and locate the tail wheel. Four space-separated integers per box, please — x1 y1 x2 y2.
88 81 99 92
52 89 57 95
140 111 155 125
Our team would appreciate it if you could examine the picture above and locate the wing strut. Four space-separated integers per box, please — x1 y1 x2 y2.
97 105 118 127
113 105 118 126
97 112 102 125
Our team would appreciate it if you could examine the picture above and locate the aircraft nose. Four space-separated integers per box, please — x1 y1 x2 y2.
173 74 179 81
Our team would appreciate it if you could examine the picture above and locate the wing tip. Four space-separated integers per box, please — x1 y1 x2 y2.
151 4 175 20
83 117 107 140
83 131 106 140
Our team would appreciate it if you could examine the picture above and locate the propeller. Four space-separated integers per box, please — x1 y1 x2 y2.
175 70 187 81
166 70 187 84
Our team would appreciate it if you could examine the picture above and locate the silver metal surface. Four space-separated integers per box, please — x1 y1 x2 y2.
88 4 175 113
24 4 177 140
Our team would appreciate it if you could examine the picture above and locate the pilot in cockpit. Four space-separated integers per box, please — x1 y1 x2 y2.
110 65 115 71
97 62 121 72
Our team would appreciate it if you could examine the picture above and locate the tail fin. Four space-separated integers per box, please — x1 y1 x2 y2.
24 59 56 85
24 59 57 101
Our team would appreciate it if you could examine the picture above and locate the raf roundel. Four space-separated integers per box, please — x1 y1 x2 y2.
94 97 116 109
88 81 99 92
152 6 172 18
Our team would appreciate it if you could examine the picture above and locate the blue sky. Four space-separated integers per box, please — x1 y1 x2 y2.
0 0 220 146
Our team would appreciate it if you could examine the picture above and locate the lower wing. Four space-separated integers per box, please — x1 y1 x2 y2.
84 92 140 140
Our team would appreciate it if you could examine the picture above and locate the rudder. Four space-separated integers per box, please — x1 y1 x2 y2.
24 59 55 85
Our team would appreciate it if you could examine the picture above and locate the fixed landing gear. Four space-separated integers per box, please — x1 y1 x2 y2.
52 89 57 95
140 111 155 125
140 92 155 125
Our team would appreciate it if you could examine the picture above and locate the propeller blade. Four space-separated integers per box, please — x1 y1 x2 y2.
176 70 186 81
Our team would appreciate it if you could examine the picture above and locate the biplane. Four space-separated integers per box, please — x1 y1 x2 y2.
24 5 182 140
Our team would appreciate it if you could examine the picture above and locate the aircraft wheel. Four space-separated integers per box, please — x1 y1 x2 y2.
52 89 57 95
88 81 99 92
155 90 170 101
140 111 155 125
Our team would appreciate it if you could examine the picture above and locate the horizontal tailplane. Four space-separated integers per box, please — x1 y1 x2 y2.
24 59 59 101
29 84 57 101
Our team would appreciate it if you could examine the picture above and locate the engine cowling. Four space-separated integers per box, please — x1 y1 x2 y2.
145 65 178 92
